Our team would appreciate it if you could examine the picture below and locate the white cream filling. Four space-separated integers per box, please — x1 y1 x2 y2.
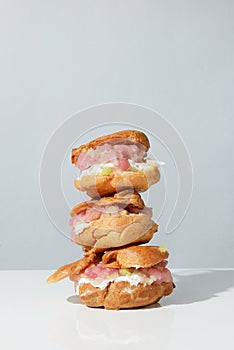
77 159 165 180
76 276 116 290
115 274 143 286
75 272 157 294
78 162 115 180
73 222 89 235
129 159 165 171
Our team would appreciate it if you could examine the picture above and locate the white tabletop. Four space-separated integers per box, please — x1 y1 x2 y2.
1 269 234 350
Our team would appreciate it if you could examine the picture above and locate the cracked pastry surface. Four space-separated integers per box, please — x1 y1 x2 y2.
78 281 174 310
69 190 158 251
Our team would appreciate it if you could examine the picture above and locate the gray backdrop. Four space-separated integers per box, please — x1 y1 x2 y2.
0 0 233 269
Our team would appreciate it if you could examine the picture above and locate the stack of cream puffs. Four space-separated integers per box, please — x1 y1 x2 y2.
47 130 174 310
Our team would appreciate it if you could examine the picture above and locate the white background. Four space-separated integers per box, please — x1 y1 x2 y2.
0 0 233 269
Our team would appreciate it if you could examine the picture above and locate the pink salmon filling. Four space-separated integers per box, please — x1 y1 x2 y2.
70 261 172 286
76 143 147 170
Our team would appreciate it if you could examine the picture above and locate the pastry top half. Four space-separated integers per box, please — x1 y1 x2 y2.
46 245 171 283
101 245 169 268
71 130 162 197
69 190 158 250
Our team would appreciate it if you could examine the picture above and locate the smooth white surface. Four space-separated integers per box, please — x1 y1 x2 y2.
1 269 234 350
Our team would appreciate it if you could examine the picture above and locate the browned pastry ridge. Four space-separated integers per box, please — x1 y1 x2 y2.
70 190 158 251
71 130 150 164
70 190 145 214
102 245 169 268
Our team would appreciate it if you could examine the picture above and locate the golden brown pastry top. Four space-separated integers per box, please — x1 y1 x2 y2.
70 190 145 216
102 246 168 268
71 130 150 164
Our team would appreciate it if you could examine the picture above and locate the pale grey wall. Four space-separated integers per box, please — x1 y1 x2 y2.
0 0 233 269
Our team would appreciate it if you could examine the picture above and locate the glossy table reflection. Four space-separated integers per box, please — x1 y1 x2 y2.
1 269 234 350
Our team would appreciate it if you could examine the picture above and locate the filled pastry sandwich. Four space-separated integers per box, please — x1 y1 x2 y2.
71 130 162 197
47 246 174 310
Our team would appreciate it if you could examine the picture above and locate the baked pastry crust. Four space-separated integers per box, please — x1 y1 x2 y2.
77 281 174 310
102 246 168 268
47 245 171 288
74 165 160 198
71 130 150 164
71 190 158 250
72 212 158 250
46 252 101 284
70 190 145 216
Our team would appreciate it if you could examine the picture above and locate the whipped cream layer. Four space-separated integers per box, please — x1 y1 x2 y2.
73 262 172 293
77 159 164 181
74 140 164 179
